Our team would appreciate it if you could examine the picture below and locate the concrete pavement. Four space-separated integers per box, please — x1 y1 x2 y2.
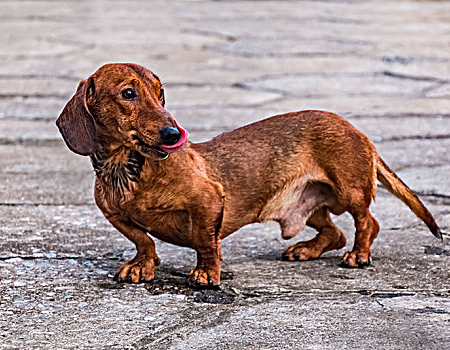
1 1 449 349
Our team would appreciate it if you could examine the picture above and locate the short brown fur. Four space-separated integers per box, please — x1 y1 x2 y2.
57 63 442 288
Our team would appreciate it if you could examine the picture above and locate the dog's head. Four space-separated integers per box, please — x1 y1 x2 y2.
56 63 187 160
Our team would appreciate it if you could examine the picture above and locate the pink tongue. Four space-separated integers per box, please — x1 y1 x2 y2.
159 119 188 153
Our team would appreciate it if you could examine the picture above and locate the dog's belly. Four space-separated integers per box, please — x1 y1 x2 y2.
258 177 339 239
129 209 194 247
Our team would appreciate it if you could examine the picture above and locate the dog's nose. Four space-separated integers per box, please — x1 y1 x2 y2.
159 127 181 146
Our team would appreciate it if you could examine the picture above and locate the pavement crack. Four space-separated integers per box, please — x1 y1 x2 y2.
132 306 234 349
0 255 121 262
382 56 413 65
0 93 68 99
378 134 450 142
0 74 79 81
205 45 352 59
423 246 450 256
231 82 288 96
0 255 82 261
349 113 450 120
0 202 94 207
242 71 377 84
0 137 63 146
0 116 61 122
414 191 450 200
182 28 236 42
164 82 227 88
170 101 283 109
374 299 385 308
383 71 449 84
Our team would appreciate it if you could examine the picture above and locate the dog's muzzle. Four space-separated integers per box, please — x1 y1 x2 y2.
158 120 188 154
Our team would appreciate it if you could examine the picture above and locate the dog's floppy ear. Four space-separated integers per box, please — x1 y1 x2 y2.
56 78 97 156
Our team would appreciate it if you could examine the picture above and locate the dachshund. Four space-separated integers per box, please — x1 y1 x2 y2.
56 63 442 288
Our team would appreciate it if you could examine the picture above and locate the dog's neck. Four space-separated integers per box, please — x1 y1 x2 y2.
91 144 146 195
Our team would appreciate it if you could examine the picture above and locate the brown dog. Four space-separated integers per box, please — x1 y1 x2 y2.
56 63 441 288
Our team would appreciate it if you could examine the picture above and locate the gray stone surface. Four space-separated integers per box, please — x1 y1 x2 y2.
1 0 449 349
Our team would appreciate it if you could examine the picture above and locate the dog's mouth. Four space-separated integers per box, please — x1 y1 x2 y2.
134 137 170 160
132 121 188 160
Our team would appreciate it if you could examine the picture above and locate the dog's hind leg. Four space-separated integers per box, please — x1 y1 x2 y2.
282 207 347 261
340 206 379 268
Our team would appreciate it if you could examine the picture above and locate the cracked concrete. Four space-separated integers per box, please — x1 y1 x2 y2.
1 0 450 349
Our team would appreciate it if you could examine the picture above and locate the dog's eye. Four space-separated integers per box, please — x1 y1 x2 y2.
159 89 165 106
121 88 137 100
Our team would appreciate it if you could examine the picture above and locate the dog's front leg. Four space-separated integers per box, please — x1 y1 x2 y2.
187 211 223 288
185 181 224 289
108 215 160 283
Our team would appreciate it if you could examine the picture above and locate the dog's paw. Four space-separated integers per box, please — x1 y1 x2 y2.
113 255 160 283
340 251 371 268
188 267 220 289
282 248 316 262
282 242 322 262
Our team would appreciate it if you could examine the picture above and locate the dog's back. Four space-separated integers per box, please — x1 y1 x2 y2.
193 110 376 238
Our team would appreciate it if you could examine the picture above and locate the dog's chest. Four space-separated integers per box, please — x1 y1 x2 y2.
124 190 195 246
95 149 224 247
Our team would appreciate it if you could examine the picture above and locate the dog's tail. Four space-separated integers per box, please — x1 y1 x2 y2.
376 155 442 240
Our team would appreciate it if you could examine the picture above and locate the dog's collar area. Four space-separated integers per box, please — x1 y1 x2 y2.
91 149 146 194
